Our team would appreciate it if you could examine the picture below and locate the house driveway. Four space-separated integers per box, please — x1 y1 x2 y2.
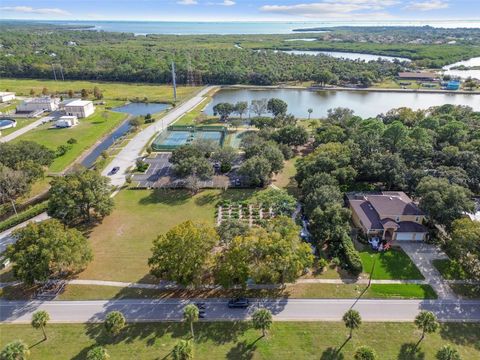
397 242 457 299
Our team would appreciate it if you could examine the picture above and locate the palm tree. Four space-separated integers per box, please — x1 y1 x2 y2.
252 308 273 337
104 311 126 336
31 310 50 341
0 340 30 360
343 309 362 339
86 346 110 360
307 108 313 120
414 311 439 349
183 304 199 340
436 345 461 360
172 339 194 360
354 345 378 360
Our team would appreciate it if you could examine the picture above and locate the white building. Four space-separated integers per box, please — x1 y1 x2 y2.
63 99 95 118
17 97 59 112
0 92 15 103
55 116 78 128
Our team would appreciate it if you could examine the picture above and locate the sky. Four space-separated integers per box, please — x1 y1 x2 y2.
0 0 479 22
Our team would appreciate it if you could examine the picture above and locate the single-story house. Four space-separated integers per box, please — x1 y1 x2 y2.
0 92 15 103
397 72 437 81
55 115 78 128
347 191 427 242
61 99 95 118
17 97 59 112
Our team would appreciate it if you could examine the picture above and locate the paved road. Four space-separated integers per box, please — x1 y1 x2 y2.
0 114 56 143
101 86 216 188
2 299 480 324
0 212 50 253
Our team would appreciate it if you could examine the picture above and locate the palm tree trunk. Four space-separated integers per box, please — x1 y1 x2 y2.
349 328 353 339
262 328 266 337
415 331 425 349
190 321 194 340
42 325 47 341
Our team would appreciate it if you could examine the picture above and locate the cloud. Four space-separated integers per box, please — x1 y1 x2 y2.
221 0 236 5
0 6 70 16
260 1 399 18
404 0 448 11
177 0 198 5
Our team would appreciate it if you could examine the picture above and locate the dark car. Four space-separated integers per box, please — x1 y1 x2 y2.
110 166 120 175
227 298 249 308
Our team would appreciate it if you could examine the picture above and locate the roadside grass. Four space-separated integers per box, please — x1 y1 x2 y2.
359 247 424 280
432 259 468 280
44 283 436 301
12 108 126 173
0 79 201 103
78 188 257 283
1 322 478 360
449 284 480 299
0 117 34 136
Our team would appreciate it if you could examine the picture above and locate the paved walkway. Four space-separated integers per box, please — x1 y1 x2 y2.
101 86 216 188
398 242 457 300
0 114 55 143
2 298 480 323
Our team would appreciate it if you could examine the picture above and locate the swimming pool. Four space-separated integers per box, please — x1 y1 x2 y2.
0 118 16 130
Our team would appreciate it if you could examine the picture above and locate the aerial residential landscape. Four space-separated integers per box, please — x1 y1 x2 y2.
0 1 479 359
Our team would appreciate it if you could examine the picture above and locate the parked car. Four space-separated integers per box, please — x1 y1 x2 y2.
227 298 249 308
110 166 120 175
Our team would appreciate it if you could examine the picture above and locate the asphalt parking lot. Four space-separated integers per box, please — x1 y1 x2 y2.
133 153 244 189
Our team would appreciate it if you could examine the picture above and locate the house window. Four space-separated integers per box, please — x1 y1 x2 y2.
395 216 400 222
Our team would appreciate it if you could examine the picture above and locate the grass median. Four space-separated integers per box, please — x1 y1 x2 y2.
1 322 478 359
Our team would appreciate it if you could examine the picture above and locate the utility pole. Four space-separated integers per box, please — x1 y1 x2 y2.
171 61 177 103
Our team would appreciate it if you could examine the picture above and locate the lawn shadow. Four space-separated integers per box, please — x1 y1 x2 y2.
138 188 191 206
195 322 251 345
397 342 425 360
71 344 98 360
226 339 258 360
320 347 345 360
440 323 480 350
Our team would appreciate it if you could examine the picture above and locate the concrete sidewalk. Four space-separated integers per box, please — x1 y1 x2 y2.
0 212 49 253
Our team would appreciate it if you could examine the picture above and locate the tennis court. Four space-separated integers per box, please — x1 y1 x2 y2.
152 127 226 151
161 131 193 146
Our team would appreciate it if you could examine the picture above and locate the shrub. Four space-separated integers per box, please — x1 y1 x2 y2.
67 138 77 145
0 202 48 233
317 258 329 272
341 236 363 276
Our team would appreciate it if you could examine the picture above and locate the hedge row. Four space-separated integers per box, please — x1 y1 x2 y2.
0 202 48 233
341 234 363 276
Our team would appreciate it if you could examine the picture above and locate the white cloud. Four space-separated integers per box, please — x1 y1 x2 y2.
221 0 236 5
404 0 449 11
177 0 198 5
260 1 399 18
0 6 70 16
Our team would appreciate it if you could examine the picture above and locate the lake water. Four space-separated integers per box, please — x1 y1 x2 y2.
28 20 480 35
205 89 480 118
280 50 411 62
443 57 480 80
113 102 170 116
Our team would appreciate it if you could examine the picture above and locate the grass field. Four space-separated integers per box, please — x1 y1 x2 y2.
0 79 201 103
1 322 478 359
359 248 424 280
12 108 126 173
78 188 256 283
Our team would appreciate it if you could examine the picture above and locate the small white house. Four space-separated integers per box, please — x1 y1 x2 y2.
55 116 78 128
0 92 15 103
17 97 59 112
63 99 95 118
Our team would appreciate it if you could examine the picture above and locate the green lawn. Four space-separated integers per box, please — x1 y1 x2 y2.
432 259 468 280
12 108 126 173
1 322 478 359
78 188 256 283
359 248 424 280
0 79 201 103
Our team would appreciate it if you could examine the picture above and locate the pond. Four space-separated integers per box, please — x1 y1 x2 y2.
113 102 171 116
280 50 411 62
443 57 480 80
0 118 16 130
204 88 480 119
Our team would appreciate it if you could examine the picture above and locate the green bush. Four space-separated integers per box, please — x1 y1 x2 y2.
0 202 48 233
341 235 363 276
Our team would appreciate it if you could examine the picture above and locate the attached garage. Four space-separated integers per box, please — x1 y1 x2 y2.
395 231 426 241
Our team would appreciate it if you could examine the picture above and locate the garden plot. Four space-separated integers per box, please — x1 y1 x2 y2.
216 200 275 227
